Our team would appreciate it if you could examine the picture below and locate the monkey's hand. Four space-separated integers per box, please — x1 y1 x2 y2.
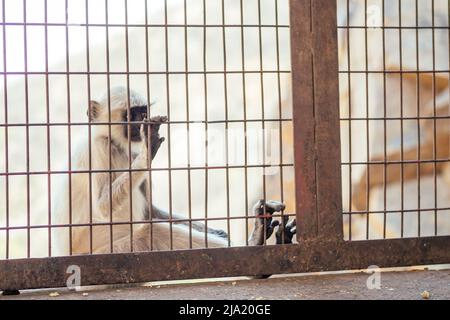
275 216 296 244
248 199 285 246
141 116 168 160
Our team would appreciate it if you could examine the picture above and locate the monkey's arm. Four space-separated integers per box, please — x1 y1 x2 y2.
95 152 149 216
95 117 167 217
248 200 284 245
247 199 296 245
143 116 167 160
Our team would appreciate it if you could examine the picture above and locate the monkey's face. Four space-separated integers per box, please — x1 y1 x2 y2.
89 87 152 152
123 106 148 142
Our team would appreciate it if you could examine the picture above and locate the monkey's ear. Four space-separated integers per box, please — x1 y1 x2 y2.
87 101 101 122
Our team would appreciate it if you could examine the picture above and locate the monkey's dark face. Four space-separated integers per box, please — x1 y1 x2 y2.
123 106 148 142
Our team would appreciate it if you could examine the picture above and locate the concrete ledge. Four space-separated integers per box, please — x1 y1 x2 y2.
2 268 450 300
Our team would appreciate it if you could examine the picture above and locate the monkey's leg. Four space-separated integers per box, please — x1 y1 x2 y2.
102 199 288 253
155 223 229 250
149 205 228 240
95 222 228 253
352 141 437 211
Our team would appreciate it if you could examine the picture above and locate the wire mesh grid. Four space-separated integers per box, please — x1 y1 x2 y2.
338 0 450 241
0 0 295 259
2 0 450 291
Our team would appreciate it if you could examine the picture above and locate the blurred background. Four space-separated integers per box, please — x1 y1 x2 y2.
0 0 449 258
338 0 450 240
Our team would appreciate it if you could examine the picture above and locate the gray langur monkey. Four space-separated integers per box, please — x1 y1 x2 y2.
52 87 296 256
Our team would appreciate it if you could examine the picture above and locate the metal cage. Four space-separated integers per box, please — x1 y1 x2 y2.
1 0 450 291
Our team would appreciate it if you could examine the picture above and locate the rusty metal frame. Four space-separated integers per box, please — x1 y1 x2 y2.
1 0 450 292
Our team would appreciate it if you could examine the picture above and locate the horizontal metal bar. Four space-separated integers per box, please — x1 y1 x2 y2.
340 116 450 121
0 70 291 75
344 207 450 215
0 22 290 28
339 70 450 74
0 163 294 177
337 25 450 30
4 206 447 231
0 213 297 232
342 159 450 165
0 119 293 127
2 236 450 291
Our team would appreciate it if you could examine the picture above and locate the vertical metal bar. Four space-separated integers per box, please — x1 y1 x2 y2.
104 0 114 253
275 0 286 243
44 0 52 256
23 0 31 257
2 0 9 259
124 0 134 252
399 0 405 238
364 0 370 240
291 0 343 240
164 0 174 249
203 0 209 248
184 0 193 249
446 0 450 237
65 0 73 256
415 0 421 237
144 0 154 251
84 0 93 254
222 0 231 247
311 0 343 240
290 0 317 240
239 0 250 246
346 0 353 240
382 0 387 239
257 0 268 245
431 0 437 236
291 0 343 241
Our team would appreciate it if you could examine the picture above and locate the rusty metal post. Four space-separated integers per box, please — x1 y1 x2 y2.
291 0 344 241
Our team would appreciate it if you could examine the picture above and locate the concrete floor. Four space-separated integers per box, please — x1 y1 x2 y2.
2 268 450 300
